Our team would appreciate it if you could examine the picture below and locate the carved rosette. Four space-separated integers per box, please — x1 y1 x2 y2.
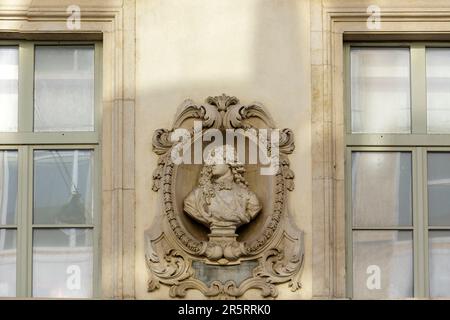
145 94 304 299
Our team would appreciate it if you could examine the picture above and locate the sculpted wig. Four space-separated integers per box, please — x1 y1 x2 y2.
198 145 248 205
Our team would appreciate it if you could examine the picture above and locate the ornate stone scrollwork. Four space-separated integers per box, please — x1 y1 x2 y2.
145 94 304 298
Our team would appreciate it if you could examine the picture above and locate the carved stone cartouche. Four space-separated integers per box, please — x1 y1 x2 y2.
145 94 304 299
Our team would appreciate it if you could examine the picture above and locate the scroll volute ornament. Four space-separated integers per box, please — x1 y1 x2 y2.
145 94 304 298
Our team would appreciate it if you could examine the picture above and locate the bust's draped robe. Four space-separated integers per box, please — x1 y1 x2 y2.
184 184 261 229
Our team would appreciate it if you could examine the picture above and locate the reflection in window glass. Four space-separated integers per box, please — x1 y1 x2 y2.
0 47 18 132
352 152 412 227
0 151 18 225
429 231 450 297
427 48 450 133
34 150 93 225
34 46 94 132
32 228 92 298
0 229 16 297
428 153 450 226
351 48 411 133
353 231 413 299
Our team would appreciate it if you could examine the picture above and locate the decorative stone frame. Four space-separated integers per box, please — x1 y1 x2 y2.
0 0 136 298
146 94 304 299
311 0 450 298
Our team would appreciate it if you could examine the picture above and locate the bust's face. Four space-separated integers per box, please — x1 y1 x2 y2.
211 163 229 177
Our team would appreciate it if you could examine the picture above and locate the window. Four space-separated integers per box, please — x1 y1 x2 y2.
346 43 450 298
0 42 101 298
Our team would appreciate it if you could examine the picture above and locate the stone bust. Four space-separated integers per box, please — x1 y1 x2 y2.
184 146 261 237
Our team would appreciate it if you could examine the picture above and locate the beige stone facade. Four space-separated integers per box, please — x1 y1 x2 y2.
2 0 450 299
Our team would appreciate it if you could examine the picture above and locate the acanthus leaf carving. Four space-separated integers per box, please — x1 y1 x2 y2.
145 232 194 292
174 99 222 129
238 103 276 128
170 94 277 130
279 128 295 154
152 129 173 155
253 230 305 293
281 157 295 192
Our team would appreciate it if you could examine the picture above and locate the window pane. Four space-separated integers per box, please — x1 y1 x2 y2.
34 46 94 132
32 228 93 298
353 231 413 299
351 48 411 133
0 151 18 225
352 152 412 227
426 48 450 133
428 152 450 226
34 150 94 225
0 47 18 132
429 231 450 297
0 229 16 297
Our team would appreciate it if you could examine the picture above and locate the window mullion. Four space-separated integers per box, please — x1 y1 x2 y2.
422 148 430 297
345 147 353 298
26 146 33 297
411 44 427 134
16 146 29 297
413 147 427 297
93 146 101 298
18 42 34 133
94 43 102 135
344 44 351 135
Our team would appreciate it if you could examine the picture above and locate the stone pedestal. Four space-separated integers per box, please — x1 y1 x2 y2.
208 226 237 243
